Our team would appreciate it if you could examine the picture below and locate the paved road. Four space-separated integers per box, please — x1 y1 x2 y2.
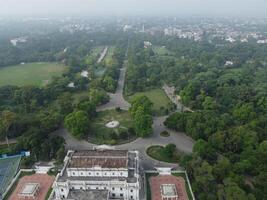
53 45 194 170
97 60 130 111
53 116 194 170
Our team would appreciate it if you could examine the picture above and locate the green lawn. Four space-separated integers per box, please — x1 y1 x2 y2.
72 91 89 104
104 46 115 66
91 46 105 58
0 62 67 87
146 145 178 163
128 88 173 115
152 46 174 56
89 109 135 145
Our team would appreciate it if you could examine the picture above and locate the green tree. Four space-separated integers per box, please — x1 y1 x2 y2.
0 110 16 146
133 106 153 137
57 92 73 115
64 111 89 139
164 143 176 158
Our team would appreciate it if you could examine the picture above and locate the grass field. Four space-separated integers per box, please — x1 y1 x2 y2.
89 109 135 145
72 91 89 104
146 145 178 163
91 46 105 58
104 46 115 66
128 88 173 115
0 62 67 87
152 46 174 56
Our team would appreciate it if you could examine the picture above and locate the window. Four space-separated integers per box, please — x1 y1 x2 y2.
81 172 83 175
130 195 133 199
88 172 91 175
61 188 64 192
120 194 123 197
131 189 133 193
112 187 115 190
112 173 115 175
96 172 99 175
72 172 75 175
96 187 99 190
112 194 115 197
62 195 65 199
120 188 123 191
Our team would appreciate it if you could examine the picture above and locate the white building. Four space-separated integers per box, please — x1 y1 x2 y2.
53 150 140 200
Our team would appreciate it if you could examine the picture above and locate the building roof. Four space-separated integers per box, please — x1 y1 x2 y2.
69 157 127 168
72 150 127 158
67 189 108 200
68 150 128 169
150 175 189 200
161 184 178 197
19 183 39 196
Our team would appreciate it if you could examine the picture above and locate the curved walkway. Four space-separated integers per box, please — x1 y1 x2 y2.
54 46 194 170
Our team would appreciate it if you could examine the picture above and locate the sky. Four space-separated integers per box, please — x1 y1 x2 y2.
0 0 267 18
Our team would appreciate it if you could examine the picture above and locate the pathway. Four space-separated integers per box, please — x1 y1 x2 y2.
97 59 130 111
97 46 108 63
54 43 194 170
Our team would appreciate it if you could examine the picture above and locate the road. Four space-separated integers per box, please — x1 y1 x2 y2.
54 45 194 170
97 59 130 111
97 46 108 63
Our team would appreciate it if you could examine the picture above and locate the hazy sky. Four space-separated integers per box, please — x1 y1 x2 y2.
0 0 267 17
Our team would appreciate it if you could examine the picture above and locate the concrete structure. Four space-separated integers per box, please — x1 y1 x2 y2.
53 149 140 200
149 175 189 200
18 183 40 199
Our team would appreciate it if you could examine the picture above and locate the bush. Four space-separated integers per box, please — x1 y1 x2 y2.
115 107 121 112
160 131 170 137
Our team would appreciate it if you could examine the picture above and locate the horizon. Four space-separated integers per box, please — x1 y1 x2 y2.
0 0 267 18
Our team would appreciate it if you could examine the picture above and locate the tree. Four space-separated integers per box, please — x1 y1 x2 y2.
164 143 176 158
202 96 217 110
76 100 96 119
64 111 89 139
57 92 73 115
0 110 16 146
130 95 153 116
89 88 109 106
133 106 153 137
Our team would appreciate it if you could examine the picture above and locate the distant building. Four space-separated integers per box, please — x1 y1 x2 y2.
53 149 140 200
257 39 267 44
226 37 236 43
67 82 75 88
144 41 152 48
81 70 89 78
225 61 234 66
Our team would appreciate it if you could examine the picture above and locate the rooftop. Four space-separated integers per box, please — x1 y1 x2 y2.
19 183 39 196
161 184 178 197
67 189 108 200
68 150 129 169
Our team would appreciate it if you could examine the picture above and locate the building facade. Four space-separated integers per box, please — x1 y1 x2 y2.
53 149 140 200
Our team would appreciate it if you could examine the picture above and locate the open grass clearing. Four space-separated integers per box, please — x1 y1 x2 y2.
128 88 174 116
89 109 135 145
104 46 115 66
0 62 67 87
146 145 178 163
152 46 174 56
